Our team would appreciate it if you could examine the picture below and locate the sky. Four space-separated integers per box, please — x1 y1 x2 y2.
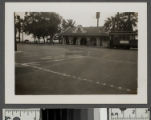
16 11 117 27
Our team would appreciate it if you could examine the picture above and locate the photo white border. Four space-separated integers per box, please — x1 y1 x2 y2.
5 2 147 104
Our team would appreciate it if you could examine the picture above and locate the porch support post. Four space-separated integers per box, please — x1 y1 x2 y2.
96 37 100 47
69 37 73 45
86 37 91 46
107 40 110 48
62 37 66 45
76 37 81 45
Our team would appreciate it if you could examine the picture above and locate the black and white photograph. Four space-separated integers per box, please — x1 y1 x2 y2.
3 108 150 120
15 11 138 95
5 3 147 104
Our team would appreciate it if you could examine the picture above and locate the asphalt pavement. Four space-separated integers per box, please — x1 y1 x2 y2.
15 44 137 94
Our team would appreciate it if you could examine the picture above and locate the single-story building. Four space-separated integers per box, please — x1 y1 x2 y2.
61 25 110 48
61 25 138 48
109 31 138 48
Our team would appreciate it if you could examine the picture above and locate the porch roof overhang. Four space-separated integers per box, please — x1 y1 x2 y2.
62 33 109 37
109 31 138 35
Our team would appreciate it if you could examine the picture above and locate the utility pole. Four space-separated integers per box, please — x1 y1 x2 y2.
96 12 100 27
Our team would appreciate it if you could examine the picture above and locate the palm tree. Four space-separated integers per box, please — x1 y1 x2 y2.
104 17 114 32
62 19 76 31
104 12 138 32
124 12 138 31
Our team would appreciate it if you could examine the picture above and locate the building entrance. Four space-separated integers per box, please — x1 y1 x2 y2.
80 37 87 45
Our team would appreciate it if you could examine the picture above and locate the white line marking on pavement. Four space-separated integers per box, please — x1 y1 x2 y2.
22 63 30 67
110 84 114 88
40 55 84 63
77 77 82 80
83 78 88 81
41 57 53 60
105 59 136 64
53 59 65 61
126 89 131 92
63 74 71 77
72 76 76 79
101 83 106 86
15 51 23 53
118 86 122 90
20 62 133 93
41 55 65 60
22 62 40 66
96 81 100 84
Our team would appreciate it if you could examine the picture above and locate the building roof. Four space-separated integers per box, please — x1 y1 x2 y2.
62 25 109 37
109 31 138 35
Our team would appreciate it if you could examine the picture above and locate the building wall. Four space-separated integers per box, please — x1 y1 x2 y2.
63 36 110 48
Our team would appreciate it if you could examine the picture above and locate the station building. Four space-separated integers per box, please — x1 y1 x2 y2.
61 25 138 48
61 25 110 48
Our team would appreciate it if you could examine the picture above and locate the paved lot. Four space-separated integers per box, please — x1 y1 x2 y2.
15 44 137 94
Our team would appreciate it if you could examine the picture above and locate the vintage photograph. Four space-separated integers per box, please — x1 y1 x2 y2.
15 11 138 95
5 3 147 104
3 108 150 120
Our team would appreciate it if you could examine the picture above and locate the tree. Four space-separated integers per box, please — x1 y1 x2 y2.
104 12 138 32
62 19 76 31
14 14 24 51
104 17 115 32
15 14 24 42
121 12 138 31
24 12 62 44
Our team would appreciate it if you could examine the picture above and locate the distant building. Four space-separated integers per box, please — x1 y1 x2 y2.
61 25 110 48
61 25 138 49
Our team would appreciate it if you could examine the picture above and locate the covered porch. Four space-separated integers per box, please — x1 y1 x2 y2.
62 35 110 48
